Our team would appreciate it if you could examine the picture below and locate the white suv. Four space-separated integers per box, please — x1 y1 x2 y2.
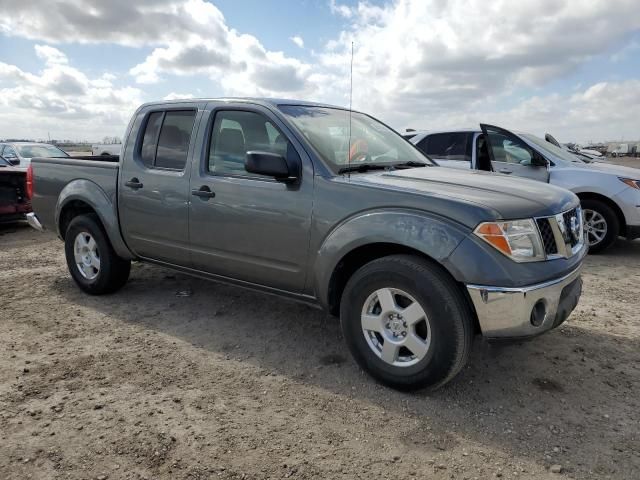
405 125 640 252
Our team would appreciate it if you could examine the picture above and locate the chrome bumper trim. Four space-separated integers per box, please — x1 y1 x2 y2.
26 212 44 232
466 265 583 339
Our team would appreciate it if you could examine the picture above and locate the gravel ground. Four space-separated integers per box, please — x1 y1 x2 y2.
1 222 639 480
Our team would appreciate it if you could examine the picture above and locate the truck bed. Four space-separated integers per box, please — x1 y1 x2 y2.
30 156 120 233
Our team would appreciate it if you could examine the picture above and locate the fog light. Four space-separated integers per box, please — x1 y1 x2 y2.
530 300 547 327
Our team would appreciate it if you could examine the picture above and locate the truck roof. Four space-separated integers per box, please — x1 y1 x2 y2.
138 97 350 111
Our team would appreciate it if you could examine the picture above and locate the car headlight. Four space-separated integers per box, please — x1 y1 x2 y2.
619 177 640 190
474 219 545 262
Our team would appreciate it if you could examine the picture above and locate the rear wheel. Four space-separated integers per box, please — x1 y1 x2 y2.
340 254 474 391
64 214 130 294
581 199 619 253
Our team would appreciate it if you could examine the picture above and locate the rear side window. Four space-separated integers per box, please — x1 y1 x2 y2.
417 133 471 161
139 110 196 170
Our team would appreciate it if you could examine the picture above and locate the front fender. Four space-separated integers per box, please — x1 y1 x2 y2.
56 179 134 260
312 209 470 308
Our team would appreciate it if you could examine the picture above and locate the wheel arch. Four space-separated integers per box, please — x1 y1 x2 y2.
312 209 481 332
576 191 626 236
56 179 134 260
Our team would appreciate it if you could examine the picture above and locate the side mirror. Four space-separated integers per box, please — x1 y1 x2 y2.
2 155 20 166
531 153 548 167
245 151 298 182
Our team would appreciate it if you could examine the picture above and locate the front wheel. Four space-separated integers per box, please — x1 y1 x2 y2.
340 254 474 391
581 199 619 253
64 214 131 294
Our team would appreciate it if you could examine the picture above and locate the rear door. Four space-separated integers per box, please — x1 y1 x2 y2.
119 103 204 266
414 132 472 170
187 103 314 292
480 124 549 182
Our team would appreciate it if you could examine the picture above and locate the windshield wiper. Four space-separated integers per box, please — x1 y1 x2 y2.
338 161 429 174
392 161 430 168
338 163 393 174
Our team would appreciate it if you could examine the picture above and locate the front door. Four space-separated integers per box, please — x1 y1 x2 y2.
188 104 313 293
480 124 549 182
119 103 203 266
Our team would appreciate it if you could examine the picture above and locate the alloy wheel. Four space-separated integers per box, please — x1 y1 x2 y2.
361 287 431 367
73 231 100 280
583 209 607 247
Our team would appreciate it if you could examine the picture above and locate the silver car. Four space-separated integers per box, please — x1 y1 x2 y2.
406 125 640 252
0 142 69 171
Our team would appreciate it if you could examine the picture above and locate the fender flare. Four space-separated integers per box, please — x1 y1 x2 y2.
312 209 470 309
56 179 135 260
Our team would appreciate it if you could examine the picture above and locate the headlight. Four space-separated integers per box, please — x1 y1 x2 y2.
474 219 545 262
619 178 640 190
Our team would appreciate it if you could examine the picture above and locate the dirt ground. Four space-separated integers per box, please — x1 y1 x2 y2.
1 218 639 479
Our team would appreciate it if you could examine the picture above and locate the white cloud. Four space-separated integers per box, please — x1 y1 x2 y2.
290 35 304 48
0 0 639 142
163 92 195 100
34 45 68 65
0 46 142 140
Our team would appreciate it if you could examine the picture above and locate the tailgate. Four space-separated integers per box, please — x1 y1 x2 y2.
0 170 29 214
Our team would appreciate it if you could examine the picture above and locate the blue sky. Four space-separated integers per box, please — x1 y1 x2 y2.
0 0 639 143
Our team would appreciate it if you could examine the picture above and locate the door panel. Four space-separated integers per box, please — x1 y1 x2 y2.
119 104 203 266
188 105 313 293
480 124 549 182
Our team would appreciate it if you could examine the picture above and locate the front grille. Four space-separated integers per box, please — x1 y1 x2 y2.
536 218 558 255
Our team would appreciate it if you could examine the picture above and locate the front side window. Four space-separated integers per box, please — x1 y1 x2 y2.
139 110 196 170
2 145 18 159
486 132 533 165
208 110 290 177
417 133 471 161
279 105 432 172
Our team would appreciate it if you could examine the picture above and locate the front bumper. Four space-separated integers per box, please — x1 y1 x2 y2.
466 265 583 340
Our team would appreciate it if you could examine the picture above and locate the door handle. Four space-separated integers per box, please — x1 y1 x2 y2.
125 178 143 189
191 186 216 199
498 169 512 174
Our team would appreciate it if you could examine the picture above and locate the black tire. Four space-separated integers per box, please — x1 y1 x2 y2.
340 254 474 391
581 199 619 254
64 214 131 294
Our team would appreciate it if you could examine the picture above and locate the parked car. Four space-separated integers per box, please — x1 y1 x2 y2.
407 126 640 252
0 156 32 222
92 143 121 156
0 142 69 170
544 134 606 164
27 99 586 390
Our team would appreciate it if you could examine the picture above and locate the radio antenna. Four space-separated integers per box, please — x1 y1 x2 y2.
347 41 354 180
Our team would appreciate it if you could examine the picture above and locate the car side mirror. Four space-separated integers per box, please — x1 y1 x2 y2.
531 153 548 167
245 151 298 182
1 156 19 166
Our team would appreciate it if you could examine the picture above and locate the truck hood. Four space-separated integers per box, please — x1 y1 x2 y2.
352 166 578 219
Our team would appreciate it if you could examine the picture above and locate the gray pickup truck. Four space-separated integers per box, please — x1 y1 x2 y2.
27 98 586 390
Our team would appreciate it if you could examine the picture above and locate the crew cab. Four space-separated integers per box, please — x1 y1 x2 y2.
406 126 640 252
27 99 586 390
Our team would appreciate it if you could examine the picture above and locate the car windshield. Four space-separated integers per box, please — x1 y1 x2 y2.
16 144 69 158
521 134 583 164
279 105 432 172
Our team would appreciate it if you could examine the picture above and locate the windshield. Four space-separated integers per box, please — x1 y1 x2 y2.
521 134 583 164
16 144 69 158
279 105 432 172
